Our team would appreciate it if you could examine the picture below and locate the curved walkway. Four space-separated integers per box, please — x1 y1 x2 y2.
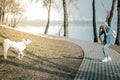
40 35 120 80
63 38 120 80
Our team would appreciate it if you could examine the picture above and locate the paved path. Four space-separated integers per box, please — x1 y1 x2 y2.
40 35 120 80
62 37 120 80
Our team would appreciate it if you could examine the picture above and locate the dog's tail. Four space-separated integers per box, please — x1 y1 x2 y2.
4 39 10 44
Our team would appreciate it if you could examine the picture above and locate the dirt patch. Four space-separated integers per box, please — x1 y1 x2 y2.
0 27 84 80
110 45 120 54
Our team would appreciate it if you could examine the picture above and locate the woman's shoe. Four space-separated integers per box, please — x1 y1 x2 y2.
108 56 112 61
102 58 109 62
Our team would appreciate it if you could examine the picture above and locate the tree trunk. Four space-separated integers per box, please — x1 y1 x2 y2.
2 10 5 25
0 8 2 25
107 0 117 26
116 0 120 45
63 0 68 37
0 0 6 25
44 0 51 34
12 13 16 28
92 0 98 42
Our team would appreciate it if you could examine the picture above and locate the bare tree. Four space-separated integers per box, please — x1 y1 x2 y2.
8 1 24 28
116 0 120 45
92 0 98 42
107 0 117 26
0 0 25 27
32 0 55 34
63 0 68 36
43 0 52 34
0 0 6 25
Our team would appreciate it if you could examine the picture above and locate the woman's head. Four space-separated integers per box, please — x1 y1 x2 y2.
103 22 108 27
101 22 108 32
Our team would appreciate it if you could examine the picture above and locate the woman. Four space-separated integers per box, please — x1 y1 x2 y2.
99 22 116 62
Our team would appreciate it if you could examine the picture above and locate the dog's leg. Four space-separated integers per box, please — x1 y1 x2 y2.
18 51 24 60
18 52 21 60
4 50 8 59
3 44 9 59
20 51 24 59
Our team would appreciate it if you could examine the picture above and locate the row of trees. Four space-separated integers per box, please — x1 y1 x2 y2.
0 0 73 36
0 0 120 45
34 0 70 36
92 0 120 45
0 0 25 28
92 0 117 42
34 0 120 45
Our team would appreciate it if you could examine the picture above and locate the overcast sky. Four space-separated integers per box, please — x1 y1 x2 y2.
23 0 117 26
70 0 116 21
67 0 117 27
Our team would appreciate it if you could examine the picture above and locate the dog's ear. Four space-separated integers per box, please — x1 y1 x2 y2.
27 39 32 43
22 39 32 44
22 39 25 41
25 38 28 41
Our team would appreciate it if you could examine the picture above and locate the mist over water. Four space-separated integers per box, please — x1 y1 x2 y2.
17 20 117 42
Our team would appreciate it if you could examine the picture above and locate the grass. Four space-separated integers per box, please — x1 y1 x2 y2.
0 26 83 80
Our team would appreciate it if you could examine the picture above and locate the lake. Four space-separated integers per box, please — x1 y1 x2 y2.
17 20 117 42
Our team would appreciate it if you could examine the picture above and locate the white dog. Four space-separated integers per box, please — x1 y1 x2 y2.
3 39 32 60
